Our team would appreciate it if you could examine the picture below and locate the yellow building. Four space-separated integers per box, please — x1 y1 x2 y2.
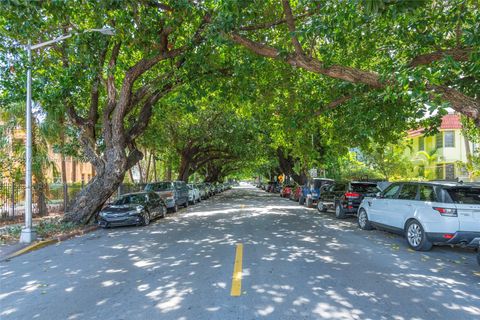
406 113 476 181
1 124 94 184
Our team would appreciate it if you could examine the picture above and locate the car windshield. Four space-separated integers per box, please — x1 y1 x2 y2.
145 182 172 191
447 187 480 204
351 183 379 193
113 194 146 205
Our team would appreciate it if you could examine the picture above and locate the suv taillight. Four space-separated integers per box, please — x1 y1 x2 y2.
345 192 360 198
433 207 458 217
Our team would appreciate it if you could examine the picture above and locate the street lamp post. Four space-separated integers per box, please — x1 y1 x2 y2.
19 28 114 244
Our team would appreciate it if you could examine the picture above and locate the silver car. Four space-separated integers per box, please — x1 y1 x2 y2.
357 181 480 251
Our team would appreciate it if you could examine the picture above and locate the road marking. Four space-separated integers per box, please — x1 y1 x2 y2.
230 243 243 296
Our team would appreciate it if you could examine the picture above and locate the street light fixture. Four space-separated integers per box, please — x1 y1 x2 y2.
19 28 114 244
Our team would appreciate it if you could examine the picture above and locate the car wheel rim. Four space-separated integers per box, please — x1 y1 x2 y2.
144 213 150 225
335 205 340 216
408 224 422 247
359 211 367 227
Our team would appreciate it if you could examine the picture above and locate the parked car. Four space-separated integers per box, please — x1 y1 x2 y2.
98 192 166 228
357 181 480 251
300 178 334 207
145 181 189 212
187 184 201 204
290 185 302 202
280 184 295 198
196 183 208 200
317 181 380 218
205 182 215 196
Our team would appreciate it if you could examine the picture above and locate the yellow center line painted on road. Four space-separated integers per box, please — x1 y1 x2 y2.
230 243 243 296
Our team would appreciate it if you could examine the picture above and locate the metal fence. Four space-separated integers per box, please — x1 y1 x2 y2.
0 182 148 220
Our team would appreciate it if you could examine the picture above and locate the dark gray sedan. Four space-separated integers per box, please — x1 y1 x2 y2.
98 192 166 228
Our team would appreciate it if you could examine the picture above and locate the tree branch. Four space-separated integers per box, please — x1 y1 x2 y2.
237 11 314 31
409 48 473 67
282 0 305 56
314 95 353 116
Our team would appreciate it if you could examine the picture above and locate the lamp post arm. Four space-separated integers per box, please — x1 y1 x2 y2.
31 34 73 50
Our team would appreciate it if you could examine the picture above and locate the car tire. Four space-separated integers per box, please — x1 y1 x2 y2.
357 209 373 230
306 197 313 208
317 202 327 213
171 203 178 213
142 212 150 226
299 196 305 205
184 199 189 208
335 202 347 219
405 220 433 251
161 206 167 218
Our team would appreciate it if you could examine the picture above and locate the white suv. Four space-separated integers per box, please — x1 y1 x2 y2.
357 182 480 251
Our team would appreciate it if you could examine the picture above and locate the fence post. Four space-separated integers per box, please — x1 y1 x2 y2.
10 181 15 218
63 183 68 212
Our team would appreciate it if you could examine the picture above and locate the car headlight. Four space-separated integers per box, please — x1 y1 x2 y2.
129 206 143 215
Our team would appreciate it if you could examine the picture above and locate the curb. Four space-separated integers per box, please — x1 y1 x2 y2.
4 225 98 260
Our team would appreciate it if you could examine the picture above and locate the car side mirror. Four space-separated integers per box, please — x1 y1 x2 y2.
376 192 383 198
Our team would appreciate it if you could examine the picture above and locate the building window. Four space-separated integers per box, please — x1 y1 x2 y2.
436 132 443 149
445 163 455 180
436 164 444 180
418 165 425 177
444 131 455 147
418 137 425 151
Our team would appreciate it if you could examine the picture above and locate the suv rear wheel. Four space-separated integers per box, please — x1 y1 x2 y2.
405 220 432 251
357 209 373 230
335 202 346 219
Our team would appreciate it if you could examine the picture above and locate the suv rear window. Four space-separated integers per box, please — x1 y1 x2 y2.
447 187 480 204
419 185 437 202
351 183 379 193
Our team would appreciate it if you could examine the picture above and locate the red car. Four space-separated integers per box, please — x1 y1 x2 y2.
290 185 302 202
280 185 294 198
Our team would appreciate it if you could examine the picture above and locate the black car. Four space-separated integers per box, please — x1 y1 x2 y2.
317 181 380 218
98 192 166 228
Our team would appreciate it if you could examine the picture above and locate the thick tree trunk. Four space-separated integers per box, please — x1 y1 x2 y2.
63 148 142 224
177 155 191 182
277 148 307 185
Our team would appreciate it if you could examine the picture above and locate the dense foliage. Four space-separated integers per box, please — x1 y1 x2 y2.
1 0 478 222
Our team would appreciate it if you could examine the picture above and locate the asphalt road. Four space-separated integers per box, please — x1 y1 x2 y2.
1 184 479 320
